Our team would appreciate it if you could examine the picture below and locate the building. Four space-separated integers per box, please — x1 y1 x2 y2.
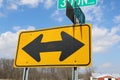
116 77 120 80
90 73 120 80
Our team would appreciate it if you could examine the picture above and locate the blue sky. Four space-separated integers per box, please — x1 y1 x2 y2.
0 0 120 73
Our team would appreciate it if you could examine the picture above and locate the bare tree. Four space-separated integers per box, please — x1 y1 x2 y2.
84 67 95 80
0 59 23 80
0 59 73 80
56 68 72 80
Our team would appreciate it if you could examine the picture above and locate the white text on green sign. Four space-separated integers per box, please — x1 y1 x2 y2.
58 0 97 9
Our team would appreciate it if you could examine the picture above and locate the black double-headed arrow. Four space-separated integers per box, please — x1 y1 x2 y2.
22 31 84 62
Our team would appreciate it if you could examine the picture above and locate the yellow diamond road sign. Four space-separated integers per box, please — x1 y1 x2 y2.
14 24 92 67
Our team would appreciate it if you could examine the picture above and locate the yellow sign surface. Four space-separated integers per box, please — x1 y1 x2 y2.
14 24 92 67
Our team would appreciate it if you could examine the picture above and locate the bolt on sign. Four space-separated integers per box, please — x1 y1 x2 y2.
58 0 97 9
14 24 92 67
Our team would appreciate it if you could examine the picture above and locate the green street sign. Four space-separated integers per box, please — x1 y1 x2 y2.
58 0 97 9
74 5 85 24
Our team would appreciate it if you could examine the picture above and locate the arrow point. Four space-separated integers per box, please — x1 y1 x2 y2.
22 34 43 62
60 31 84 61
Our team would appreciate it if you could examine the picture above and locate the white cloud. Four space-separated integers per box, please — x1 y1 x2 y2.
19 0 55 8
101 63 112 68
51 10 63 22
113 15 120 24
0 26 35 59
11 0 55 9
82 0 104 23
100 63 112 68
13 26 21 31
110 2 115 10
0 31 17 59
19 0 41 8
0 0 3 8
51 10 59 17
0 12 5 17
82 6 103 23
83 0 120 53
97 63 120 73
43 0 55 9
0 0 55 16
93 25 120 53
56 17 63 22
2 0 19 10
0 0 18 17
7 3 18 10
16 0 55 9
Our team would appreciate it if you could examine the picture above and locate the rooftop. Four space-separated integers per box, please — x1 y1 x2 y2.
92 73 120 78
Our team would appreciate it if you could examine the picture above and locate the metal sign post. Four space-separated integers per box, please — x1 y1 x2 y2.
23 68 29 80
72 67 78 80
72 0 85 80
72 0 79 80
